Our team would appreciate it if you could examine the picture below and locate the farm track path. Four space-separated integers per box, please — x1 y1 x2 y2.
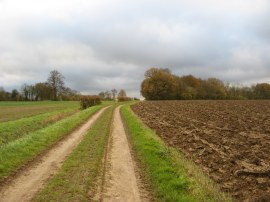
98 106 148 202
0 106 109 202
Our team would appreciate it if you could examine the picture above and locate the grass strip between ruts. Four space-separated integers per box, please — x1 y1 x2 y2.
121 103 233 202
0 103 109 183
36 106 114 202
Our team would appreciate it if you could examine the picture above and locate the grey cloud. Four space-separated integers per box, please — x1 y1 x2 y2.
1 0 270 97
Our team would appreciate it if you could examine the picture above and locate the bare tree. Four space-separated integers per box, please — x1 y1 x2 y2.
118 89 127 97
47 70 65 100
104 90 112 100
21 84 33 100
111 89 117 100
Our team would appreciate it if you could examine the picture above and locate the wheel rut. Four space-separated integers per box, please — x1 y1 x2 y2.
99 106 148 202
0 107 109 202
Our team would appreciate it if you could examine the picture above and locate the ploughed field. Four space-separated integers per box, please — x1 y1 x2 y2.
132 100 270 201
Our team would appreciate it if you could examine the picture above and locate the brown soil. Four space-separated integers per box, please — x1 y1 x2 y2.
0 107 108 202
98 106 148 202
132 100 270 202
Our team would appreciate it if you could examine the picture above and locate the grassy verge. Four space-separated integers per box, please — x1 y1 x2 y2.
121 104 233 202
0 103 109 183
0 108 78 146
36 106 114 202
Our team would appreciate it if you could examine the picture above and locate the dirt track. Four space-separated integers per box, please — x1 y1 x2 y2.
132 101 270 202
0 107 108 202
100 106 145 202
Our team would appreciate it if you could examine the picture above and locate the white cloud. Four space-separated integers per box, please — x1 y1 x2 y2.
0 0 270 97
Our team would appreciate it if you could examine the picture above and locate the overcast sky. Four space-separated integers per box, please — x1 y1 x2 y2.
0 0 269 97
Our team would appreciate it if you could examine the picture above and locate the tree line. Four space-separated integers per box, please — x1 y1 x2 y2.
141 67 270 100
0 70 80 101
98 89 135 101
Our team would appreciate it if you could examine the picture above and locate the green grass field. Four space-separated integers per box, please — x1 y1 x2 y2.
0 101 80 122
0 108 79 146
0 101 110 182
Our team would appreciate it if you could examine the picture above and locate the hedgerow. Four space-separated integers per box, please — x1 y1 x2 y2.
80 95 101 109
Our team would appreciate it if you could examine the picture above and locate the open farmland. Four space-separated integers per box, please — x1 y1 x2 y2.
0 101 98 181
0 101 79 122
0 101 233 202
132 100 270 201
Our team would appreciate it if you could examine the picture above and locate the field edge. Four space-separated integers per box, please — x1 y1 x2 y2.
121 103 234 202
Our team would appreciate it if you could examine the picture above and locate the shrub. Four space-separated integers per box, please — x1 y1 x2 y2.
80 95 101 109
117 96 132 102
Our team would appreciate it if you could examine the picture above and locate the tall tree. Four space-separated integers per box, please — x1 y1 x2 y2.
118 89 127 97
98 92 105 100
47 70 65 101
254 83 270 99
61 87 81 101
111 89 117 100
0 87 6 101
34 82 52 101
104 90 112 100
21 84 33 100
11 89 19 100
141 67 177 100
204 78 227 99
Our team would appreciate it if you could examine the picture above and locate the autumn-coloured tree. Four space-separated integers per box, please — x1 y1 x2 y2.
254 83 270 99
204 78 227 99
141 67 177 100
140 67 266 100
180 75 206 99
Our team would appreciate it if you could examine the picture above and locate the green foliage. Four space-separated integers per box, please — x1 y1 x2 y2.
254 83 270 99
80 95 101 109
204 78 227 99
